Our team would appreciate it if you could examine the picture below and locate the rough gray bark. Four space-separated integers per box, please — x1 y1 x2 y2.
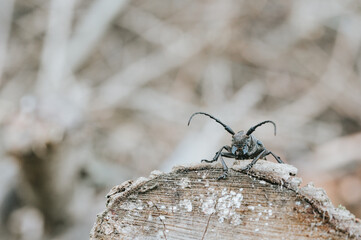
90 160 361 239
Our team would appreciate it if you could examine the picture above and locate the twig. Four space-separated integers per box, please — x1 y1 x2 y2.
37 0 75 96
119 6 184 47
94 2 235 109
0 0 14 83
94 33 206 109
68 0 130 71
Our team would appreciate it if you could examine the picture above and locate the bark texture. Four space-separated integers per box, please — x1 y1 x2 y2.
90 160 361 239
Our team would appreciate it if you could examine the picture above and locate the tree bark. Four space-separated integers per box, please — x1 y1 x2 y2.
90 160 361 239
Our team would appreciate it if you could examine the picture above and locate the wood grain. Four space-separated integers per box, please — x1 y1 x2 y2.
90 161 361 239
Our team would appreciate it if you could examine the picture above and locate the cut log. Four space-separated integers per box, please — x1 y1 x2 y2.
90 160 361 239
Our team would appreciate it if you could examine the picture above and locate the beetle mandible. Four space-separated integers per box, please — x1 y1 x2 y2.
188 112 284 180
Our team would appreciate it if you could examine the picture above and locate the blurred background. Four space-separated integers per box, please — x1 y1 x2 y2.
1 0 361 239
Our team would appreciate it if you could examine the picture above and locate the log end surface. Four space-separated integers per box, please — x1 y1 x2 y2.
90 160 361 239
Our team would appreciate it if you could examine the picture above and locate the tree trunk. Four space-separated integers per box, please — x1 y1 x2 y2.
90 160 361 239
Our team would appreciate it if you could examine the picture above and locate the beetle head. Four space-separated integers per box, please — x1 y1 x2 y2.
231 130 250 155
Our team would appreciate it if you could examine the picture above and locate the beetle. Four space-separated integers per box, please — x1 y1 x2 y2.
188 112 284 179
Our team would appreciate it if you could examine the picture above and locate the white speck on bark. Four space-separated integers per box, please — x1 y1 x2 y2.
205 180 210 187
179 177 191 189
179 199 193 212
202 198 215 215
248 206 255 211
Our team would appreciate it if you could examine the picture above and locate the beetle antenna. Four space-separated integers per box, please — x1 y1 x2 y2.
188 112 235 135
246 120 276 136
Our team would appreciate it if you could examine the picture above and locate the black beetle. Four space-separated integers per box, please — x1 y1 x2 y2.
188 112 284 179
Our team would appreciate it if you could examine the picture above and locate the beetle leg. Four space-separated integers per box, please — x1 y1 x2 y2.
243 149 267 172
201 146 233 180
217 151 237 180
220 152 235 158
201 159 217 163
217 156 229 180
201 146 230 163
268 151 284 163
